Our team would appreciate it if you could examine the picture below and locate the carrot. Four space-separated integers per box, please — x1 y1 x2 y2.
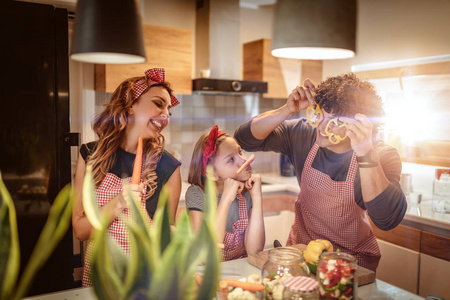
195 273 203 286
220 279 265 292
131 136 143 184
218 280 229 300
236 154 255 175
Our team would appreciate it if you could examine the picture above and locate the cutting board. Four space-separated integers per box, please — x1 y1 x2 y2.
247 244 375 286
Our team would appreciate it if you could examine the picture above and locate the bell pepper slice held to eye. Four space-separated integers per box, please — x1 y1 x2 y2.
131 136 143 184
236 154 255 175
306 104 324 128
325 118 348 145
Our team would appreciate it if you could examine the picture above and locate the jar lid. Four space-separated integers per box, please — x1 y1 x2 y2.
284 276 319 293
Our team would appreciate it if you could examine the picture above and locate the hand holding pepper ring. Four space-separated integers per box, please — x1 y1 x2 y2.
325 118 348 144
306 104 323 128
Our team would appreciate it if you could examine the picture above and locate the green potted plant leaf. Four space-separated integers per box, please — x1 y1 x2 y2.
0 172 73 300
82 166 220 300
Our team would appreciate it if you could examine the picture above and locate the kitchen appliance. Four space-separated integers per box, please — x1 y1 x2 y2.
192 78 267 94
0 1 76 296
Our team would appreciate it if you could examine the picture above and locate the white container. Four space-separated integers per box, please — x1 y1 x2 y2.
432 170 450 213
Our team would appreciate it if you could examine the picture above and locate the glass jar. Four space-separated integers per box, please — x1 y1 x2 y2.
283 276 319 300
317 252 357 300
432 170 450 213
262 247 310 300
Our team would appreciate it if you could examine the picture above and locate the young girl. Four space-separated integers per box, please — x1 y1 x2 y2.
186 125 265 260
72 68 182 286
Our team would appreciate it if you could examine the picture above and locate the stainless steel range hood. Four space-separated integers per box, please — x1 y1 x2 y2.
192 78 267 94
194 0 267 94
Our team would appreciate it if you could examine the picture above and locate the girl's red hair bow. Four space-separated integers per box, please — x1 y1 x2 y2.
202 125 226 176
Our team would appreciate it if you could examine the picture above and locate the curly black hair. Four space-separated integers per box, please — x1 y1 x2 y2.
314 73 385 135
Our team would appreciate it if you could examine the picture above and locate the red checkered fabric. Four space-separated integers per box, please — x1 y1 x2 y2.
222 194 249 261
286 143 381 271
126 68 179 107
82 172 151 287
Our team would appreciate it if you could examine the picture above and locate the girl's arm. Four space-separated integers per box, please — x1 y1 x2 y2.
72 153 127 241
216 178 244 244
165 166 182 224
244 174 265 255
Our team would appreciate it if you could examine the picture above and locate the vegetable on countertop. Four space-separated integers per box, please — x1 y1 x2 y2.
303 239 333 263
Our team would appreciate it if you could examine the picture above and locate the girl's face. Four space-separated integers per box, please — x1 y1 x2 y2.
212 137 252 182
316 110 351 153
129 86 171 140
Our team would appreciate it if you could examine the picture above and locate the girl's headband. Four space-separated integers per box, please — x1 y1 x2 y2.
202 125 226 176
125 68 180 107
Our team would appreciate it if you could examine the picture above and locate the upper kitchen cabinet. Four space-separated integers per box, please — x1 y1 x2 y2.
243 38 322 99
354 58 450 167
95 25 192 94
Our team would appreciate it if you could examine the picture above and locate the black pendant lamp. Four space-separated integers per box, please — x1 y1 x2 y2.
271 0 357 60
70 0 146 64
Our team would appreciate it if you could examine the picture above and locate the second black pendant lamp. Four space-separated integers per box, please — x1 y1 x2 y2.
70 0 146 64
271 0 357 60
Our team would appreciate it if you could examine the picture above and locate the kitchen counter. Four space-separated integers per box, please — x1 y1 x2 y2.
25 257 424 300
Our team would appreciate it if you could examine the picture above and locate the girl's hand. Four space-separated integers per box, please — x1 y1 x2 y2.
340 114 374 156
286 79 316 114
222 178 244 201
245 174 262 198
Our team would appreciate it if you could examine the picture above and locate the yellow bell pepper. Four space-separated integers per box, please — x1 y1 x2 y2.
303 239 333 263
306 104 324 128
325 118 348 145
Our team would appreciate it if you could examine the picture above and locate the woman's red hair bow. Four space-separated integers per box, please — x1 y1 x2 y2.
127 68 179 107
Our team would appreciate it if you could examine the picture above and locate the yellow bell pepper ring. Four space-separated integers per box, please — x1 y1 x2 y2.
325 118 348 145
306 104 324 128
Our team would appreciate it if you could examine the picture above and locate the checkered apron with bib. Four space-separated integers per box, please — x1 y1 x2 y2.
222 194 249 261
286 143 381 271
82 173 149 287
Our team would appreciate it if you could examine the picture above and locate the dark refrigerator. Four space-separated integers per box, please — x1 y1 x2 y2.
0 1 75 296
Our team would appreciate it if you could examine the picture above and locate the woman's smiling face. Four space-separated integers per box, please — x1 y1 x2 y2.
212 137 252 182
129 86 171 139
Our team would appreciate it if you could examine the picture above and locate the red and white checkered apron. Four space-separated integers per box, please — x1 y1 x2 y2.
82 173 150 287
222 194 249 261
286 143 381 271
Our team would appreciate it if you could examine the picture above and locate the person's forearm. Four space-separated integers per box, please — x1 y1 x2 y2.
215 198 234 244
359 165 390 202
245 199 265 255
73 194 125 241
251 105 293 140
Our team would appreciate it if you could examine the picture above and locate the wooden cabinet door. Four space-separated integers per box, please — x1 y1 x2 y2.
376 240 420 294
419 253 450 299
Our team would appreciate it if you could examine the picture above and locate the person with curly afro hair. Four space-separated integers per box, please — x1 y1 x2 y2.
234 73 407 272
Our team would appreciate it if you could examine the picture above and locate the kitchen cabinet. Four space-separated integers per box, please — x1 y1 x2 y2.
419 253 450 299
370 218 450 298
263 210 295 249
95 24 192 94
376 240 419 294
243 38 322 99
